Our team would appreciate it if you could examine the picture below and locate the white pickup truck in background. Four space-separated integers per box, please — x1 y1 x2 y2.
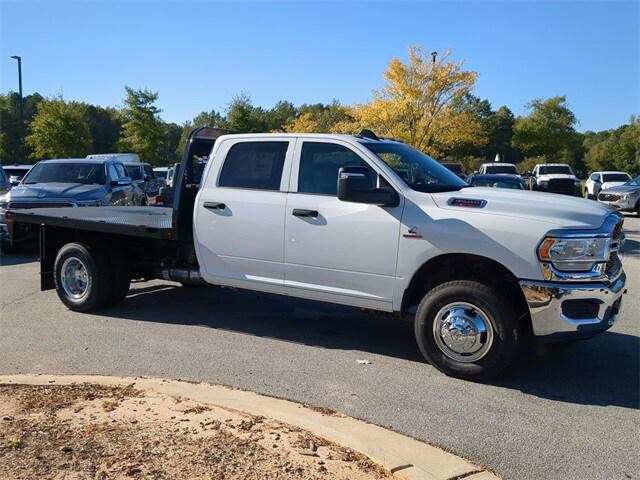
6 128 628 380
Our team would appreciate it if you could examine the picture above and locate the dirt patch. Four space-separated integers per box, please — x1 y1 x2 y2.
0 383 392 479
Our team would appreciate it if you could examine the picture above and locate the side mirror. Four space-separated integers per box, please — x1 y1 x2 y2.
337 166 399 207
143 174 150 181
114 177 132 187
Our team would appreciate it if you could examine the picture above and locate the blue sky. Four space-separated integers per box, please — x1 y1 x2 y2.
1 1 638 132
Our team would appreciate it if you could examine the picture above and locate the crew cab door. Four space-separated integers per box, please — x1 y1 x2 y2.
283 139 403 311
194 139 293 291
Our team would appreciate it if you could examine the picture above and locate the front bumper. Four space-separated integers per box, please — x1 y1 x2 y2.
519 271 626 341
597 197 637 212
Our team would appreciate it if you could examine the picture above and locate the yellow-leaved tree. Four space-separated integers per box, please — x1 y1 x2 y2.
335 46 486 157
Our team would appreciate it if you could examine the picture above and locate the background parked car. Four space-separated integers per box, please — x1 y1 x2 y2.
597 175 640 216
124 162 165 205
466 173 526 190
153 167 170 181
1 158 135 252
2 164 33 186
530 163 581 195
441 162 467 180
0 167 11 194
584 171 632 199
478 162 520 176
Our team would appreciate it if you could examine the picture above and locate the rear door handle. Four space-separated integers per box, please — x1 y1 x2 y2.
203 201 226 210
292 209 319 218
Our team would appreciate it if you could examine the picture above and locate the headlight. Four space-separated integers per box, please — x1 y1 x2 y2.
573 179 581 185
0 195 8 210
538 180 549 186
538 237 609 271
623 191 640 199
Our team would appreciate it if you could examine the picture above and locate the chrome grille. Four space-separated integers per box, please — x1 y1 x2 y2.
612 218 624 239
8 201 74 209
599 193 621 202
605 252 621 277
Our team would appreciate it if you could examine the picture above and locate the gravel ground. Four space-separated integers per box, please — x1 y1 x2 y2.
0 383 390 479
1 214 638 480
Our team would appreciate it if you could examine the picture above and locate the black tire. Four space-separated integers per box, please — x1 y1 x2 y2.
583 189 591 199
104 251 130 307
54 243 111 312
414 280 520 380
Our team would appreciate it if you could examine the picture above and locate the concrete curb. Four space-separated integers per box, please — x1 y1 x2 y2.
0 374 499 480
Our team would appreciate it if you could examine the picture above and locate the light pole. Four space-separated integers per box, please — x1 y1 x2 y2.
431 51 438 66
10 55 24 161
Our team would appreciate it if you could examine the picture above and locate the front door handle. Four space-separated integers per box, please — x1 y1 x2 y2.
292 209 319 218
203 201 226 210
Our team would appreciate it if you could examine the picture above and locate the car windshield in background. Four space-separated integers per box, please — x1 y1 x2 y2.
485 165 517 174
538 165 573 175
23 163 106 185
603 173 630 183
125 166 143 181
4 168 30 178
154 170 168 179
471 178 523 189
364 142 467 193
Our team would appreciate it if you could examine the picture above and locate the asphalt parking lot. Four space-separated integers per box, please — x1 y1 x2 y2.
1 214 638 480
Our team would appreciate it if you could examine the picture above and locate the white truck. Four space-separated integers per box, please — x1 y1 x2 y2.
6 128 628 380
530 163 582 196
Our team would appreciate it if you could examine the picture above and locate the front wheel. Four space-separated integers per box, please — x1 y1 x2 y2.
583 189 591 199
414 280 520 380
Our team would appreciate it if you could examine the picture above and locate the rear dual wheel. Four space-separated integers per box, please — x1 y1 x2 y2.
54 243 130 312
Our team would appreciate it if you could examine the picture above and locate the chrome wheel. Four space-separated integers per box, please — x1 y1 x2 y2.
432 302 494 363
60 256 90 300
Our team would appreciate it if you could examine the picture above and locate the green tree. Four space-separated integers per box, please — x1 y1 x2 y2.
0 92 44 163
119 86 165 165
512 96 582 165
225 93 267 133
84 105 121 154
584 120 640 175
25 96 92 159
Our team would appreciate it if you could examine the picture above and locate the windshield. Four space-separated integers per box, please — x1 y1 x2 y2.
602 173 630 183
538 165 573 175
625 176 640 186
471 178 523 189
0 168 7 183
364 142 467 193
23 163 106 185
484 165 517 174
4 168 30 178
154 170 168 179
125 165 143 181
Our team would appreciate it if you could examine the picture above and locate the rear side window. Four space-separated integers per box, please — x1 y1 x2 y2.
298 142 373 195
218 141 288 191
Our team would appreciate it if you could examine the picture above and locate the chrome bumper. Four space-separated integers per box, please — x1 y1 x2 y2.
519 271 626 340
597 198 636 211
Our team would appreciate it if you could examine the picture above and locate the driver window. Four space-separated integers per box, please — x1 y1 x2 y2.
298 142 375 196
107 164 119 183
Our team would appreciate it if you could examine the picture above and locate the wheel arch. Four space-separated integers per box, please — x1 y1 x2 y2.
401 253 532 334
